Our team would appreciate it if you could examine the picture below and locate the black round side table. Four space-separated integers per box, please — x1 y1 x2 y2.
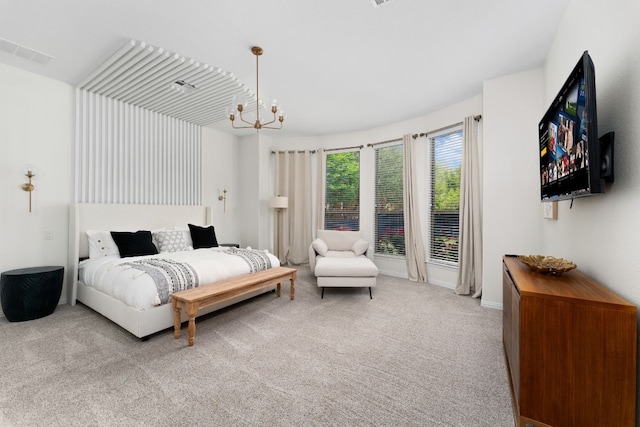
0 266 64 322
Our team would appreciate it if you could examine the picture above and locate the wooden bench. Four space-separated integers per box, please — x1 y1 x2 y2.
171 266 296 346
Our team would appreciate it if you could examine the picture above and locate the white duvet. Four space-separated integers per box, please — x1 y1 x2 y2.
79 247 280 310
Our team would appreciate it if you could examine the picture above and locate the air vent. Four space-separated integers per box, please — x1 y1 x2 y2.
0 37 55 65
170 79 198 94
371 0 393 8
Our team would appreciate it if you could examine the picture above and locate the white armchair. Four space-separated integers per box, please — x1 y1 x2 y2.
309 230 378 298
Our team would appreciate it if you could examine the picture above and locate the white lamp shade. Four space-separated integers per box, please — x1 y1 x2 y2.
269 196 288 209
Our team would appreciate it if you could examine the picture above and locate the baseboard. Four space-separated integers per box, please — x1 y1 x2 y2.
378 269 408 279
428 278 455 290
481 300 502 310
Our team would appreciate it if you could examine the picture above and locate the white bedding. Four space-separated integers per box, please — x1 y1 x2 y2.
79 247 280 310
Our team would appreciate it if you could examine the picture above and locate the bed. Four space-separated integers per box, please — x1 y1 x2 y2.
68 203 280 339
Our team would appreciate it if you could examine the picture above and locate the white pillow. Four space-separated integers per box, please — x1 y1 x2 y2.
312 238 328 256
352 238 369 256
153 230 189 253
86 230 120 259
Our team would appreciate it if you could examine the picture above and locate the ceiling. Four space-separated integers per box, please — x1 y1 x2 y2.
0 0 569 137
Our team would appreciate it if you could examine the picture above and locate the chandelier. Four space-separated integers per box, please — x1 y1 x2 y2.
228 46 284 130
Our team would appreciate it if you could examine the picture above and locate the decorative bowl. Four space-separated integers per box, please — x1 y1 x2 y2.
518 255 576 275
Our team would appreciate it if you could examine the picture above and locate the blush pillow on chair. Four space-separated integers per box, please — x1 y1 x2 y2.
311 238 329 256
352 238 369 256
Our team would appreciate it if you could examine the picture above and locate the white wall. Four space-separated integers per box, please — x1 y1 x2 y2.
201 127 240 244
481 68 546 308
0 63 74 302
541 0 640 305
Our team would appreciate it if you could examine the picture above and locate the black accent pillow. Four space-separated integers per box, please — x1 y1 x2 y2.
188 224 219 249
110 231 159 258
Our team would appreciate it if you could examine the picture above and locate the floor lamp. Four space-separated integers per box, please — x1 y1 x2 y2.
269 196 288 262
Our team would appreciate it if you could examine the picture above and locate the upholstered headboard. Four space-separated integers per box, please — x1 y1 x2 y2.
68 203 211 304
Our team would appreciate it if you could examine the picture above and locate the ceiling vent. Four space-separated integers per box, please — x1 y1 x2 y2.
371 0 393 8
169 79 198 95
0 37 55 65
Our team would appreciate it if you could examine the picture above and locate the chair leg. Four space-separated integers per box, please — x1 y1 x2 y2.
369 287 372 299
321 287 325 299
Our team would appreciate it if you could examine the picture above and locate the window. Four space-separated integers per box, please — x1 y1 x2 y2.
429 129 462 264
374 143 404 256
324 151 360 231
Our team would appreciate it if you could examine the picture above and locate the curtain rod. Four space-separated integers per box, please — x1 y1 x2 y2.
366 137 403 148
413 114 482 139
271 144 363 154
325 144 363 152
271 150 317 154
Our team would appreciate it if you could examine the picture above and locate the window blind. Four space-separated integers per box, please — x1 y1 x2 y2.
374 143 405 256
324 151 360 231
429 129 462 264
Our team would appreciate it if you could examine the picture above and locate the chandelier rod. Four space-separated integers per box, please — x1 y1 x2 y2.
253 46 262 125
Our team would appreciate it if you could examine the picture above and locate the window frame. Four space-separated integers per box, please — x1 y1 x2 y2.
373 142 405 257
427 126 463 266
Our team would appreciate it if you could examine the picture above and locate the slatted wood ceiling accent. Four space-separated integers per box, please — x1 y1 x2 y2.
77 39 255 126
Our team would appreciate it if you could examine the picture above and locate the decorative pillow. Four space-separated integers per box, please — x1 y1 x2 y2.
352 238 369 256
87 230 120 258
188 224 219 249
150 228 165 250
312 238 328 256
173 227 193 248
110 231 159 258
153 230 189 253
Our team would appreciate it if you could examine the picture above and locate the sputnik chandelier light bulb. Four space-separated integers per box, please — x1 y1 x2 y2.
228 46 284 130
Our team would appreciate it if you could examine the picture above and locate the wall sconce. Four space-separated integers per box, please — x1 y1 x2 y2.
218 186 229 212
21 165 36 213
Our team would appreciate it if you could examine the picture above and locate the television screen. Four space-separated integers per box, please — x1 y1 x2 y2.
539 51 602 201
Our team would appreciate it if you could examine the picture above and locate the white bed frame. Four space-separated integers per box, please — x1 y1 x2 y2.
68 203 273 339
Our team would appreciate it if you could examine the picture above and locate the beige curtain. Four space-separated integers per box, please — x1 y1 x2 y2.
315 148 325 233
456 116 483 297
403 134 427 282
275 150 313 265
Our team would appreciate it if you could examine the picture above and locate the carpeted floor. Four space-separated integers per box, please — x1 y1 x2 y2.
0 267 514 426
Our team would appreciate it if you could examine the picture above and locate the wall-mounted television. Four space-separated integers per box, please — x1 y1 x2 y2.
538 50 612 202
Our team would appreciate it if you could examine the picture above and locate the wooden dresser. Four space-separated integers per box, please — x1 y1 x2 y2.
502 255 636 427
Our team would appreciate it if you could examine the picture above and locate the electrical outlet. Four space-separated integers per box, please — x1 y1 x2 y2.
44 230 53 240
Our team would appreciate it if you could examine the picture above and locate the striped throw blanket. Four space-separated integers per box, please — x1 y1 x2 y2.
226 247 272 273
120 258 199 305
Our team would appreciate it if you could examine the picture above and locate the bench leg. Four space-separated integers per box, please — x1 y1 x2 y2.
277 282 281 297
186 303 198 346
172 299 181 339
290 275 295 300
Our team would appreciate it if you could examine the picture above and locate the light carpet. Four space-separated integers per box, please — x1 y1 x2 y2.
0 267 513 426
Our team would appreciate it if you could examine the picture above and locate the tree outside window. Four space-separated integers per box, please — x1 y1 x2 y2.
325 151 360 231
430 130 462 264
